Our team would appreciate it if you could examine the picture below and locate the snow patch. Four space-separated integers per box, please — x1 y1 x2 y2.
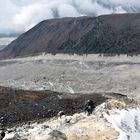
104 108 140 140
67 86 75 94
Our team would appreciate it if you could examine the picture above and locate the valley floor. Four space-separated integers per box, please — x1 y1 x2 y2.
0 54 140 100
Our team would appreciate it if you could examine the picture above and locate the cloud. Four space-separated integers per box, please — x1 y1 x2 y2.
74 0 113 16
58 3 79 17
13 3 54 32
0 0 140 35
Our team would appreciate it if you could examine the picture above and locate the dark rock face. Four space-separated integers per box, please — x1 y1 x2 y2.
0 86 126 127
0 14 140 59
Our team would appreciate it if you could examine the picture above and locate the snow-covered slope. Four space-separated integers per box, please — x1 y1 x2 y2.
3 99 140 140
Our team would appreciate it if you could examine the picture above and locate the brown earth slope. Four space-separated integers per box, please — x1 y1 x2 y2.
0 13 140 59
0 86 127 127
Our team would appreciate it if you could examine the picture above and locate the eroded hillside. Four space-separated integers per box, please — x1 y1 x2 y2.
0 13 140 59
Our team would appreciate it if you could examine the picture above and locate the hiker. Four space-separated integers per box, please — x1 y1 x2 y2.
84 100 95 116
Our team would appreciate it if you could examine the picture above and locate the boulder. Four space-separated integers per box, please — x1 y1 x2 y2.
70 113 85 124
46 130 67 140
58 111 65 118
3 133 21 140
0 130 5 140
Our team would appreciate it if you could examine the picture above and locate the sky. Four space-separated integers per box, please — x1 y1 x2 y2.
0 0 140 35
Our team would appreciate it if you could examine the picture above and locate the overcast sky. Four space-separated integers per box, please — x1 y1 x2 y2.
0 0 140 35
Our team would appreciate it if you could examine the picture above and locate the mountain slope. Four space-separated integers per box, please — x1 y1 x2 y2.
0 13 140 59
0 86 128 127
3 98 139 140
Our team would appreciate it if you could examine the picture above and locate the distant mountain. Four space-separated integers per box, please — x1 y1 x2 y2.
0 45 6 51
0 13 140 59
0 33 20 38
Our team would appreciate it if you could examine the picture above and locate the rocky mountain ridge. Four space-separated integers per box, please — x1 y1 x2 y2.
0 13 140 59
2 97 139 140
